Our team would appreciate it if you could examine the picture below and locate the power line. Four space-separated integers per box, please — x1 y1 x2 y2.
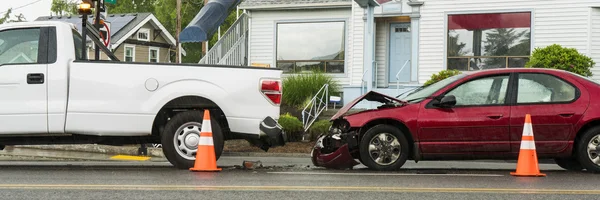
0 0 44 15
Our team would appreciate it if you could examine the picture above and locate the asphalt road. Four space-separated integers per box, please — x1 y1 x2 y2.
0 158 599 200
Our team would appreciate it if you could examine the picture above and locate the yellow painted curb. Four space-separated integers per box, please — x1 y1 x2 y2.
110 155 151 161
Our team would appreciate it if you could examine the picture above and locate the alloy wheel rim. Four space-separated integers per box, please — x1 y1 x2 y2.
173 122 202 160
587 135 600 166
368 133 401 166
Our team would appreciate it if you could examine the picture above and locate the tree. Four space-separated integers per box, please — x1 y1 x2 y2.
105 0 157 13
0 8 27 24
51 0 77 16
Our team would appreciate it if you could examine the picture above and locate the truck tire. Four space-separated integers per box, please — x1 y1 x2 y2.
359 124 409 171
161 110 224 169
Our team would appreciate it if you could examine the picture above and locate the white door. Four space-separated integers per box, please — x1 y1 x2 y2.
388 23 411 83
0 27 48 134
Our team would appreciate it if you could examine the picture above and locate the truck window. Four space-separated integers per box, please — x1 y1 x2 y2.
0 28 41 65
72 29 85 60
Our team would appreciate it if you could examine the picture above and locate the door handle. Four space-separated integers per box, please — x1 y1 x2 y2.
559 113 574 118
487 114 503 119
27 73 44 84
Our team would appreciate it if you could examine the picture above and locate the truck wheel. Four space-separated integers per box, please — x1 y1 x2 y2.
359 125 409 171
576 126 600 173
161 110 224 169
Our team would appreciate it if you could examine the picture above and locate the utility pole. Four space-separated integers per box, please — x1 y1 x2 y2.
176 0 182 63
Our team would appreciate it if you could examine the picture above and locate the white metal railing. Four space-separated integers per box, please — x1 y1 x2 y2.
301 84 329 132
396 60 410 95
361 69 369 95
199 13 249 66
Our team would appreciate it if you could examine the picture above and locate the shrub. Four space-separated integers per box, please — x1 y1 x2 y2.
423 69 462 87
307 120 332 141
278 113 304 142
282 71 341 109
525 44 595 77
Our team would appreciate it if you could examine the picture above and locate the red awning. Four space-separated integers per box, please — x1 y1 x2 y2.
448 12 531 30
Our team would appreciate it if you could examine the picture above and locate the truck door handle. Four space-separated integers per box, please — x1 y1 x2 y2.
27 73 44 84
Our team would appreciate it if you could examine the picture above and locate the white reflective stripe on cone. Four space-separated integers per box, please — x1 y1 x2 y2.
202 120 212 133
199 137 214 146
520 140 536 150
522 123 533 136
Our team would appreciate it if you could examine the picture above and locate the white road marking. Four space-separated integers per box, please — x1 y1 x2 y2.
267 171 503 177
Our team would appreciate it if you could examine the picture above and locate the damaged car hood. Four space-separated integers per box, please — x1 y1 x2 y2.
330 91 406 120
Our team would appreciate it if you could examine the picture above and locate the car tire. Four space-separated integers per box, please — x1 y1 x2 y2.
554 157 583 171
576 126 600 173
161 110 224 169
359 125 409 171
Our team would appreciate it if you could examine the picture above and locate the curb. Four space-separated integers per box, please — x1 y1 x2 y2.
12 145 311 158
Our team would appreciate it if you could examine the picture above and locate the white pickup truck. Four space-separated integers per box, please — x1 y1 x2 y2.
0 21 286 168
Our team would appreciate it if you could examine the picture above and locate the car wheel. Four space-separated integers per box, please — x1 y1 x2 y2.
576 126 600 173
161 110 224 169
359 125 409 171
554 157 583 171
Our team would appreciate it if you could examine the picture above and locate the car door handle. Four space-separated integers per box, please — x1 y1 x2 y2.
27 73 44 84
559 113 574 118
487 115 503 119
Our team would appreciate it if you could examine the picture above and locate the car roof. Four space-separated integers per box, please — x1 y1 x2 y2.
461 68 571 77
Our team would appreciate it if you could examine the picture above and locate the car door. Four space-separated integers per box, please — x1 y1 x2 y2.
418 73 512 154
0 27 48 134
509 72 587 154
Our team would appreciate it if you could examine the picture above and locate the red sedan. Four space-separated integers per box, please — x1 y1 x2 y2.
312 68 600 172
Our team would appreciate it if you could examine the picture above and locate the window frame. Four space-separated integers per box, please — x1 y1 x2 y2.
137 28 150 42
273 18 348 76
149 47 159 63
426 73 515 109
444 9 535 71
124 44 135 62
511 72 581 106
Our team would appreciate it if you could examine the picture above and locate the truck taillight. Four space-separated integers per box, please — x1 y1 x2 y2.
261 80 282 105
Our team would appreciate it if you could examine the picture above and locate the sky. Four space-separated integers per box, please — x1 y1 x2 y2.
2 0 55 21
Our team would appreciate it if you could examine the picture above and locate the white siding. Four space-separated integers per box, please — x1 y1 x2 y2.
351 1 365 86
418 0 600 83
375 21 389 87
592 8 600 80
247 8 352 85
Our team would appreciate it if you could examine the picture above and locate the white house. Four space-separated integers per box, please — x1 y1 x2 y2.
213 0 600 106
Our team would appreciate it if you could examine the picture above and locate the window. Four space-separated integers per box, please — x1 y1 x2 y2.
149 47 159 63
276 21 346 74
445 75 509 106
0 28 40 65
517 73 577 103
72 29 84 60
137 28 150 41
447 12 531 71
124 45 135 62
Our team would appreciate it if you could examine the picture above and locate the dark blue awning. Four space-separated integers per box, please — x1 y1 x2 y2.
180 0 244 43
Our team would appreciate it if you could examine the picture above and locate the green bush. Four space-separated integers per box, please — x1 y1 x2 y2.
278 113 304 142
423 69 462 87
282 71 341 109
525 44 595 77
307 120 332 141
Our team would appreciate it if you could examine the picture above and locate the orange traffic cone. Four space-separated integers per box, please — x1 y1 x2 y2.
190 110 222 172
511 114 545 177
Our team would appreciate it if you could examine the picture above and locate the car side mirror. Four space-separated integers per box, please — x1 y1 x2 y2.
434 95 456 108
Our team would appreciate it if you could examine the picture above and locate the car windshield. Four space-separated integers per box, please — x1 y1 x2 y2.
401 73 467 103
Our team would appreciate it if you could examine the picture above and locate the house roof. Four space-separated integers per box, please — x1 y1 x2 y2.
238 0 352 9
34 13 183 55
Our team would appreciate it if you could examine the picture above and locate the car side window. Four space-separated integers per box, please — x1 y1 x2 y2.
517 73 577 103
445 75 509 106
0 28 41 65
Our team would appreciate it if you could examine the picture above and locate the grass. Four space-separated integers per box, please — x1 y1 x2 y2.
223 140 313 154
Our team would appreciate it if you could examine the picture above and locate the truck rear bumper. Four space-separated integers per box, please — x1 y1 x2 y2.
228 116 286 151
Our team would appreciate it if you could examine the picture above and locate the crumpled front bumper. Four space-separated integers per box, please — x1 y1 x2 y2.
311 134 360 169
